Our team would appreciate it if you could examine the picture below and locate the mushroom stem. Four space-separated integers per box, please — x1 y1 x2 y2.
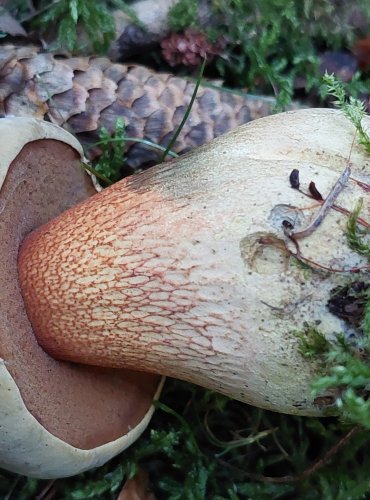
17 109 370 416
19 155 257 404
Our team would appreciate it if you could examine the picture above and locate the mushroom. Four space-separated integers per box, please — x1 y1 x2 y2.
1 109 369 478
0 117 163 478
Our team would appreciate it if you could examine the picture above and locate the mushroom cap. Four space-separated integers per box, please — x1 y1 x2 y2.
0 117 163 478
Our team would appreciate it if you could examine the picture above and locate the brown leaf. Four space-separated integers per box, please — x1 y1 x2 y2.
308 181 323 201
117 469 155 500
352 36 370 70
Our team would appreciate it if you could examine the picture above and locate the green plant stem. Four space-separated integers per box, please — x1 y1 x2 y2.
92 137 179 158
81 161 113 185
159 56 207 163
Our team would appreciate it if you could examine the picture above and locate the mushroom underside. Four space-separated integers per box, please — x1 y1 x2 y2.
0 136 161 477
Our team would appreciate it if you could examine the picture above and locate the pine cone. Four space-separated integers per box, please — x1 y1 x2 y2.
161 28 224 67
1 44 284 171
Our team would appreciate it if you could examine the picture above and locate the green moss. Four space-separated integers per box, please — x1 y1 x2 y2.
295 322 331 359
169 0 370 109
14 0 141 53
4 383 370 498
364 292 370 337
168 0 198 32
346 199 370 261
322 73 370 155
92 118 126 184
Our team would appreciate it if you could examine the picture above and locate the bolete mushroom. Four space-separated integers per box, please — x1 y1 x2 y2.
0 117 163 478
1 108 369 478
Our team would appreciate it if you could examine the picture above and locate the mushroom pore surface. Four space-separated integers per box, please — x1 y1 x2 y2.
0 138 160 452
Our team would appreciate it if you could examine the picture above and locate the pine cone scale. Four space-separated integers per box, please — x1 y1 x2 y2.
0 44 286 168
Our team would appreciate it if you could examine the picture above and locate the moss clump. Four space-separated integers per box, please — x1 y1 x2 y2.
346 199 370 261
169 0 370 108
6 0 141 53
295 323 331 359
167 0 198 32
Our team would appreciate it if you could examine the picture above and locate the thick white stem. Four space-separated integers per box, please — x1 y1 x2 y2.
18 109 370 415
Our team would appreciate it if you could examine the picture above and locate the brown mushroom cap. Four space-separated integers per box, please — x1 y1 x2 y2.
0 117 163 478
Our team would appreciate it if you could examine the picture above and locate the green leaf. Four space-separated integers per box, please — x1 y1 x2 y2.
69 0 79 23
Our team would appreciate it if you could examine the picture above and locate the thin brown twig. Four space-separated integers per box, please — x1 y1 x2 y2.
283 160 370 272
35 480 56 500
298 201 369 228
3 477 20 500
332 204 369 228
292 179 369 228
204 409 275 449
286 165 351 240
351 177 370 192
217 425 360 484
298 425 360 480
287 236 369 274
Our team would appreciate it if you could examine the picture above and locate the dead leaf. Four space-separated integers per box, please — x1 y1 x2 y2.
117 469 155 500
0 10 27 37
352 36 370 70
